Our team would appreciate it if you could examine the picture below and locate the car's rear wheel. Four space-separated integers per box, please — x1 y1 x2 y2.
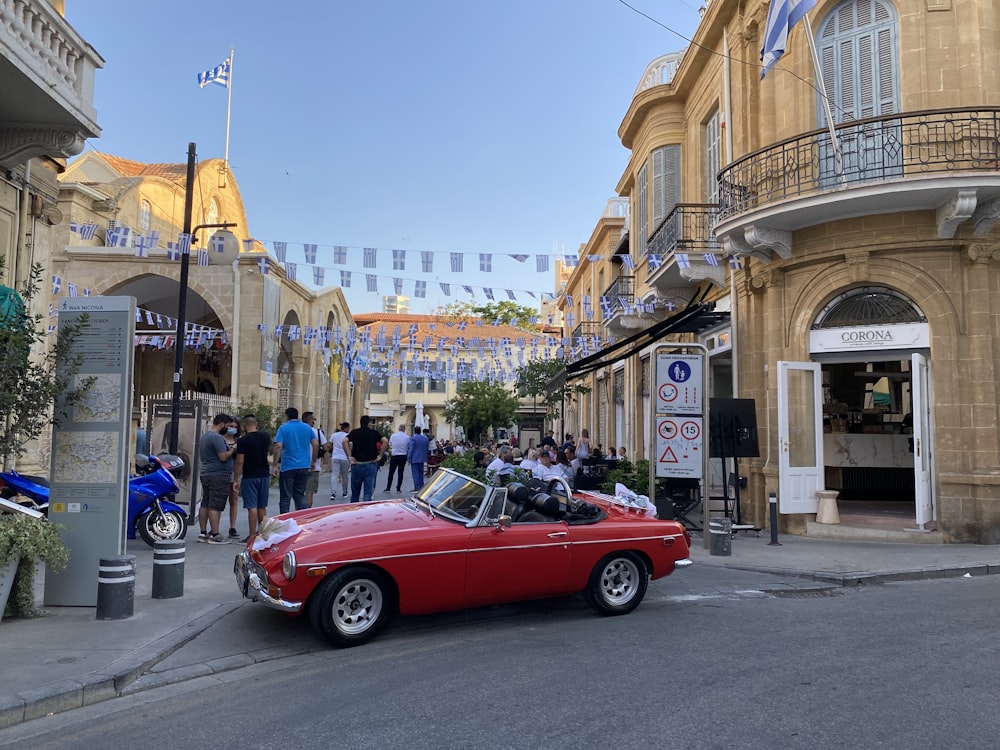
584 551 648 616
309 567 395 647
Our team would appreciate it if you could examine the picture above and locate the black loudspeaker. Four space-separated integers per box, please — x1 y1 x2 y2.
709 398 761 458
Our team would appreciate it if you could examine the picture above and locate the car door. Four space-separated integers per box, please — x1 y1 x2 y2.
463 521 572 609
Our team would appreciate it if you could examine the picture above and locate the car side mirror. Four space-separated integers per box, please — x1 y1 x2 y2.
496 515 512 530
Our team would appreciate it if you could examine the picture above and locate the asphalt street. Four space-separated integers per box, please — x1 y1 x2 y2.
3 573 998 749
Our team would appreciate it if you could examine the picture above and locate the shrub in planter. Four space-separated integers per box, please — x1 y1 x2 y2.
0 514 69 619
601 459 652 497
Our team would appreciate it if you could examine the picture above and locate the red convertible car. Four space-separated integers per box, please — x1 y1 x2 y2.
235 469 693 647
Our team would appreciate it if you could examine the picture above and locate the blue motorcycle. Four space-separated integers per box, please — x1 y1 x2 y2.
0 454 189 548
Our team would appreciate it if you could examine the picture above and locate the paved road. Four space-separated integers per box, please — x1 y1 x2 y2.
4 573 997 749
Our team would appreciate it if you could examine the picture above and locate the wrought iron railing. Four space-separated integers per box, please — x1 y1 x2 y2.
568 321 604 361
646 203 722 259
571 321 603 342
602 275 635 313
718 107 1000 221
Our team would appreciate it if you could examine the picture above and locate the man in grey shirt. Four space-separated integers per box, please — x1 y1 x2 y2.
198 413 237 544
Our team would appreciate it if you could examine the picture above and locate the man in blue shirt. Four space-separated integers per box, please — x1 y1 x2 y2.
407 426 431 492
271 407 318 513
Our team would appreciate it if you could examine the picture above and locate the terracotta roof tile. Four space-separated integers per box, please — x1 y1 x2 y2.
101 154 188 186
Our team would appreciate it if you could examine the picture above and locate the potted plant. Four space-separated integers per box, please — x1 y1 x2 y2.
0 512 69 620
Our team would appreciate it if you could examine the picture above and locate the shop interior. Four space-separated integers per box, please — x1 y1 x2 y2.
822 359 917 523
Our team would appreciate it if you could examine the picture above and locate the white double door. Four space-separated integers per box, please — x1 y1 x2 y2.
777 357 934 528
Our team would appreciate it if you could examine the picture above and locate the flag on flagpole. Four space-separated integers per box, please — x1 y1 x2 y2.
760 0 816 78
197 57 231 88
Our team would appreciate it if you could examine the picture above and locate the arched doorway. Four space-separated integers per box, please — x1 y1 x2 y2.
778 285 934 530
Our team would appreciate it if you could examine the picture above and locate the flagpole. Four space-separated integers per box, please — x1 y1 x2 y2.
802 16 846 184
223 48 234 185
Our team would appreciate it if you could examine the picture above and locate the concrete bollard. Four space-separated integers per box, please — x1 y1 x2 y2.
152 539 185 599
709 517 732 556
96 555 135 620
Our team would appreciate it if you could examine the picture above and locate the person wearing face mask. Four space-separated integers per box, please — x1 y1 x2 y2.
223 419 242 538
197 413 237 544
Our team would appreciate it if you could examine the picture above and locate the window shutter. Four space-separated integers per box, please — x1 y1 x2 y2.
652 145 681 226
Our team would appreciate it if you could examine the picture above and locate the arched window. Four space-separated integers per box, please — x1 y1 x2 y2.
813 286 925 329
817 0 900 181
139 199 152 231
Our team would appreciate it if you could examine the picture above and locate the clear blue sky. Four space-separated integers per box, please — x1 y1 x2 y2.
68 1 701 314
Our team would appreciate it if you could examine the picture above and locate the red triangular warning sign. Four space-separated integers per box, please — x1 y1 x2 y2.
660 446 679 463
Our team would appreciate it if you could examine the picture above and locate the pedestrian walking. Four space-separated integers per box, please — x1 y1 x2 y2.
197 413 237 544
327 421 351 501
224 417 241 538
344 415 384 502
385 424 410 493
271 407 318 513
302 411 327 508
407 425 430 492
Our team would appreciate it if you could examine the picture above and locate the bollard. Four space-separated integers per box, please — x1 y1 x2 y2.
709 517 732 556
152 539 186 599
96 555 135 620
768 491 782 546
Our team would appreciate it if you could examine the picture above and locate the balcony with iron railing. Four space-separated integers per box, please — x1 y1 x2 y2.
645 203 726 296
715 107 1000 261
601 275 644 337
567 321 604 363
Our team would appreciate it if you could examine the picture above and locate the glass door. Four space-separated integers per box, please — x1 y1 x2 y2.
777 362 824 514
911 353 934 528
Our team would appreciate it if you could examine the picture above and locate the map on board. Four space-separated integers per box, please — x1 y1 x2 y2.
53 431 119 484
72 373 122 423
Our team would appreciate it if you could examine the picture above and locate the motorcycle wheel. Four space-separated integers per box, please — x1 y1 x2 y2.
137 509 188 547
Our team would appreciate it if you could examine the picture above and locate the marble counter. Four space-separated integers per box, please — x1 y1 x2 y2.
823 433 912 468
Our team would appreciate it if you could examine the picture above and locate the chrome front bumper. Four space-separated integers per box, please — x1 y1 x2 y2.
674 558 693 569
234 550 303 614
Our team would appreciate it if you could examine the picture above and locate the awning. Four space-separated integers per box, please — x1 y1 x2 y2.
549 302 729 389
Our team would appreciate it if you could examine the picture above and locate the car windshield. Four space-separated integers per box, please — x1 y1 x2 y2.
415 470 487 522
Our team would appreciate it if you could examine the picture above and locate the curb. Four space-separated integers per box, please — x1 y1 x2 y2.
0 601 243 730
695 560 1000 587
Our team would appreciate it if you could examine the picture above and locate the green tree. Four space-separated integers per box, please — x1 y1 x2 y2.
0 263 91 465
434 299 539 330
234 396 281 440
515 358 590 425
443 380 520 445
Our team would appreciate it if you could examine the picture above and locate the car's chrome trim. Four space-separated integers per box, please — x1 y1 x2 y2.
235 551 303 614
674 558 693 568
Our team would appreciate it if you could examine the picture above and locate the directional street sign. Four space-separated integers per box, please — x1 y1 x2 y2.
655 353 703 415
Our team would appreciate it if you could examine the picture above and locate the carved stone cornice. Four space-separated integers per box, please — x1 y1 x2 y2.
721 233 770 263
844 252 869 283
680 264 727 288
971 195 1000 236
0 124 87 169
936 189 978 238
966 243 1000 264
744 224 792 259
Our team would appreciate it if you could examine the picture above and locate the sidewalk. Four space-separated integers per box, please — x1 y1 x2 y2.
2 470 1000 729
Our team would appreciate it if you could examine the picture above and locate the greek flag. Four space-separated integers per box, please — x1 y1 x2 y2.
333 245 348 264
393 277 403 294
392 248 406 270
479 254 492 272
258 257 270 274
439 282 451 296
414 280 427 298
450 253 463 273
273 241 287 263
484 288 494 301
341 270 351 287
197 250 210 267
676 253 691 269
366 274 378 292
760 0 816 79
313 266 324 285
421 251 433 272
621 254 636 270
363 247 377 268
303 243 317 264
536 255 549 273
286 262 297 281
703 253 720 267
198 57 231 88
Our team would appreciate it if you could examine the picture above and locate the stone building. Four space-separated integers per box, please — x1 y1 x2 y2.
53 151 364 433
564 0 1000 542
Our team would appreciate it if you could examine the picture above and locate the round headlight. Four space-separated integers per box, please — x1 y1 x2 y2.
282 550 296 581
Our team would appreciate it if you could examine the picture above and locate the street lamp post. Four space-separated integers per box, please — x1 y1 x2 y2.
168 143 197 456
167 140 239 455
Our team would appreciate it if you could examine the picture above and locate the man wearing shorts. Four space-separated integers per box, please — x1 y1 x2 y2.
302 411 326 508
233 414 271 542
198 413 237 544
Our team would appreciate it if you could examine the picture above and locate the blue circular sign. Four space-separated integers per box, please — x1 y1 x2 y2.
668 360 692 383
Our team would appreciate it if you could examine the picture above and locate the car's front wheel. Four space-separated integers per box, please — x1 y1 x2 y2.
309 567 395 647
584 551 648 616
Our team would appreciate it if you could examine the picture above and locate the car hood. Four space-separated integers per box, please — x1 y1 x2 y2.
258 500 431 553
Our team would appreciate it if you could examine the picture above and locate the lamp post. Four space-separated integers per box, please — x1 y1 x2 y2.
167 140 239 455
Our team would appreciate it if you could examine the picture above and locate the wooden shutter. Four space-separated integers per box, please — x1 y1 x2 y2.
652 145 681 227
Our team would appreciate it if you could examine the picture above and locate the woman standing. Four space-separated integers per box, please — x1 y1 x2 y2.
576 429 592 460
224 418 241 539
